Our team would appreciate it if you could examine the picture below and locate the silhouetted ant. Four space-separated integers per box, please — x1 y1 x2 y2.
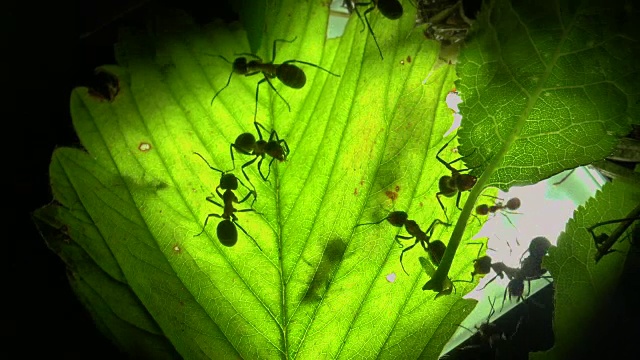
476 196 520 216
355 211 449 274
209 37 340 122
588 211 640 262
435 136 478 221
193 152 261 250
230 122 290 191
457 237 552 309
344 0 403 59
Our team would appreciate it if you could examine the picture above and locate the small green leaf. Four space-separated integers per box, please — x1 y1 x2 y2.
531 181 640 359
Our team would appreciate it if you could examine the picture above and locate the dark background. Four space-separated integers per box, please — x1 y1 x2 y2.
6 0 233 358
6 0 637 359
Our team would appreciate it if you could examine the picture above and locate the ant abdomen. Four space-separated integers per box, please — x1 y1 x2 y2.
438 176 457 197
277 64 306 89
429 240 446 265
217 219 238 247
506 197 521 211
234 133 257 152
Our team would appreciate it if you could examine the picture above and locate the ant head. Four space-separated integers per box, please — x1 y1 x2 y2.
232 57 249 73
456 174 478 192
476 204 490 215
234 133 257 152
219 173 239 191
217 219 238 247
387 211 409 227
506 197 521 210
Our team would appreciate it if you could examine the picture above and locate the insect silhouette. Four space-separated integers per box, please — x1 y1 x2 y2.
458 297 508 350
588 206 640 262
230 121 290 191
456 237 552 309
193 152 261 250
344 0 403 60
209 37 340 122
435 135 478 221
355 211 449 274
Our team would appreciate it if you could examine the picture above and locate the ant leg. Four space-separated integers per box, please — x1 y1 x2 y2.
265 76 291 112
436 193 450 222
210 71 234 106
400 242 420 275
279 139 290 157
195 213 222 236
395 234 414 247
478 273 501 290
193 152 224 173
455 192 463 211
436 136 459 172
205 197 224 209
233 219 263 251
282 60 341 77
230 144 253 171
236 190 257 206
271 37 298 62
425 219 450 237
240 156 259 192
265 157 277 180
351 2 369 32
365 6 383 59
256 156 270 182
255 121 270 140
235 176 257 206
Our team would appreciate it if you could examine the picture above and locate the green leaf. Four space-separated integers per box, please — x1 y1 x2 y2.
35 1 486 358
530 181 640 359
459 0 639 190
427 0 640 295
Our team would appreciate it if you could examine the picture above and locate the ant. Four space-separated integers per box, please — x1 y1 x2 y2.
457 238 552 309
355 211 449 274
209 37 340 122
435 135 477 221
476 196 521 216
344 0 403 60
230 121 290 191
193 152 262 251
588 211 640 262
457 297 509 352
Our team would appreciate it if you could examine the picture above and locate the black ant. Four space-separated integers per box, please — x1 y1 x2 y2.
588 210 640 262
193 152 261 250
209 37 340 122
476 196 521 216
355 211 449 274
435 135 478 221
344 0 404 60
457 238 552 309
230 122 290 191
457 297 509 352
